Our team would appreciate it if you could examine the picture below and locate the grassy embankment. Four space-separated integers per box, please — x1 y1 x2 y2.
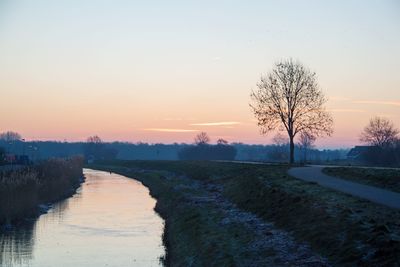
323 167 400 193
0 156 84 226
92 160 400 266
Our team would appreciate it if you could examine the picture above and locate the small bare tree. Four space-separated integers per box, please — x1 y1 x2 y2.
250 59 333 163
298 131 316 163
194 132 210 145
360 117 399 148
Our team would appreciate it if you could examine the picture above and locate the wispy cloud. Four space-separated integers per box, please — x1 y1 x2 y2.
329 97 400 107
329 96 351 101
190 121 241 126
143 128 199 133
329 109 366 113
353 100 400 106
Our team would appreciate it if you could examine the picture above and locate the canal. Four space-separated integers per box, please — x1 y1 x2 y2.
0 169 165 267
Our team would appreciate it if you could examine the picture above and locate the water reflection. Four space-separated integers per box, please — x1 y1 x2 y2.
0 224 34 266
0 169 165 267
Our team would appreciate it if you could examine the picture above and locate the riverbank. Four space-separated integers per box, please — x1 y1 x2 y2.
0 156 84 228
91 160 400 266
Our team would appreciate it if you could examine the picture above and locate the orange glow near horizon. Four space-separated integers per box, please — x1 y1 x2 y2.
0 1 399 148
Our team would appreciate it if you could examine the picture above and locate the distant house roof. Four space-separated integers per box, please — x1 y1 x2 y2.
347 146 371 160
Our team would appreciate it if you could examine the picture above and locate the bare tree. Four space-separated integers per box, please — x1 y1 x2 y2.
298 131 316 163
360 117 399 148
0 131 22 142
194 132 210 145
250 59 333 163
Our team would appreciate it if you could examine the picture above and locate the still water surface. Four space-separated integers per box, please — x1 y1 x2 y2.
0 169 165 267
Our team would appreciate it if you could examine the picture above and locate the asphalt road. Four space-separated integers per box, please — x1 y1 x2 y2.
288 166 400 209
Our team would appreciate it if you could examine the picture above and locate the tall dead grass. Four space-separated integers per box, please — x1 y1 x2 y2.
0 156 84 225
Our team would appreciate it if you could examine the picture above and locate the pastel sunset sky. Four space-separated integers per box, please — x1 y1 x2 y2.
0 1 399 148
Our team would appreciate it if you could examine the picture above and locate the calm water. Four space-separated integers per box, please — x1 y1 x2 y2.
0 169 165 267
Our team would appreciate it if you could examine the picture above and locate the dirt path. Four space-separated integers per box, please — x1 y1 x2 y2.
289 166 400 209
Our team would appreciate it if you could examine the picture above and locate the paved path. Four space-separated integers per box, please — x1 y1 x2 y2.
309 164 400 171
288 166 400 209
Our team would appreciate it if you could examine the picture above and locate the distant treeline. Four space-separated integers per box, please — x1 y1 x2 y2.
0 156 84 226
178 144 237 160
0 140 348 163
234 143 348 163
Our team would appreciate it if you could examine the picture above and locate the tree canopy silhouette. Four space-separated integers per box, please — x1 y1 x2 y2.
250 59 333 163
194 132 210 145
86 135 102 144
360 117 399 148
217 138 229 145
0 131 22 142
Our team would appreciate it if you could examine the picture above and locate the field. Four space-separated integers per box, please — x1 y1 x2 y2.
92 160 400 266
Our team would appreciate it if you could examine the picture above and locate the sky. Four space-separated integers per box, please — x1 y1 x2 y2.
0 0 399 148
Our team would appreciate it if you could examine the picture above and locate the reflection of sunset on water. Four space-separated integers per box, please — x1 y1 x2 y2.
0 169 164 267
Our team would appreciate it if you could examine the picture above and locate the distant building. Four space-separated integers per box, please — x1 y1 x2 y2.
347 146 371 162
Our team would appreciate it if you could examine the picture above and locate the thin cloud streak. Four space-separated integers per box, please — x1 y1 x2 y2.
329 109 366 113
190 121 241 126
143 128 199 133
353 100 400 106
329 96 351 101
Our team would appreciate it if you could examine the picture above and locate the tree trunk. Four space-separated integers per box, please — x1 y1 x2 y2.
289 136 295 164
